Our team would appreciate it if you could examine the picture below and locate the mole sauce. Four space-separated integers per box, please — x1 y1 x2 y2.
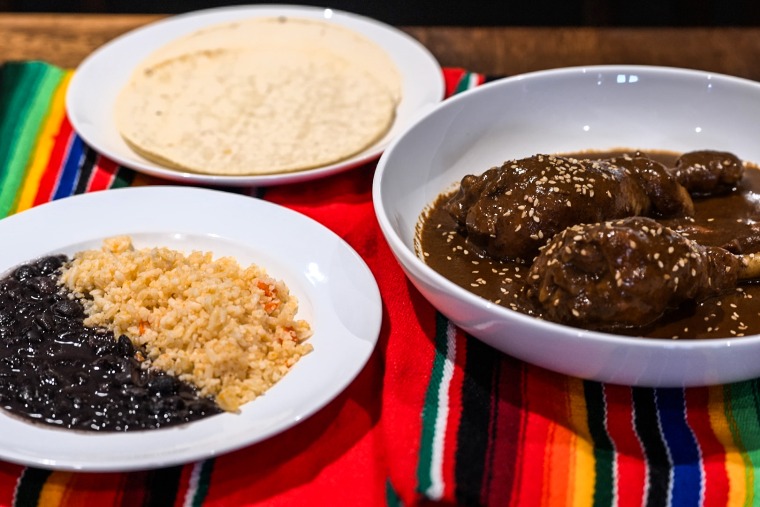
418 150 760 339
0 255 222 431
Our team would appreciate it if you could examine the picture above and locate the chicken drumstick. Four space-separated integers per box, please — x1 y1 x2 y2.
446 153 694 262
446 151 743 263
527 216 759 331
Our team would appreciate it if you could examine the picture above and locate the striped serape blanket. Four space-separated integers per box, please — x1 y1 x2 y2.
1 61 760 507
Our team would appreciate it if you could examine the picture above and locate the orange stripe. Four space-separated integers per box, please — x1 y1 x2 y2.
710 385 746 505
38 471 74 507
567 378 594 507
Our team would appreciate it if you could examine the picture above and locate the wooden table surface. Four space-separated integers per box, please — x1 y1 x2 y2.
2 13 760 80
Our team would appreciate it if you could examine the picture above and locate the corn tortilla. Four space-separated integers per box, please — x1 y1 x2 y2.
115 47 396 175
137 16 402 103
115 16 401 176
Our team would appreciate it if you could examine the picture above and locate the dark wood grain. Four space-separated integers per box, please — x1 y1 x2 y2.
404 26 760 80
2 14 760 81
0 14 161 68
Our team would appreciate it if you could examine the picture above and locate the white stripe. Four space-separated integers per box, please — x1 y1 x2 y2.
631 391 650 507
467 72 480 90
600 386 621 507
182 460 205 507
12 468 26 506
426 321 458 500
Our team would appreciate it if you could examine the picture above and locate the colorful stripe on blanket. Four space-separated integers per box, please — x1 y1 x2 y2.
0 62 144 219
1 60 759 507
407 331 756 506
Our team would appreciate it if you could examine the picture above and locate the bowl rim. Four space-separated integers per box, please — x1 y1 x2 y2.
444 62 760 104
373 63 760 351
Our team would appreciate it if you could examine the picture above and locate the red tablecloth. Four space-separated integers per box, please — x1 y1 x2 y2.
0 61 758 507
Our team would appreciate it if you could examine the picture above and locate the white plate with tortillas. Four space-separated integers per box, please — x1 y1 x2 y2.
66 5 444 186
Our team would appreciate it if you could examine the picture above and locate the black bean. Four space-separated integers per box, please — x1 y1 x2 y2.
23 327 42 345
39 368 64 387
34 310 55 331
52 299 82 318
148 376 177 397
36 255 65 275
116 335 134 356
13 265 38 281
114 371 132 386
130 366 147 387
0 308 14 326
0 326 14 339
123 386 149 400
0 278 20 293
17 383 37 404
88 333 116 355
27 276 57 295
53 397 73 415
0 256 222 431
92 354 120 373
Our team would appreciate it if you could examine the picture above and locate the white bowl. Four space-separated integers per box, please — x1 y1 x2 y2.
373 65 760 387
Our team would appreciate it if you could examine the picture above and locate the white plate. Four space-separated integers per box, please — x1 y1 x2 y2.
0 187 381 471
65 4 444 187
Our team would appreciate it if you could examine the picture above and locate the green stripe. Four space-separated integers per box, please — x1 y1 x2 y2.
453 72 474 95
191 459 216 507
386 478 403 507
13 467 52 507
416 312 450 494
584 382 614 507
725 381 760 506
0 62 65 217
109 166 137 189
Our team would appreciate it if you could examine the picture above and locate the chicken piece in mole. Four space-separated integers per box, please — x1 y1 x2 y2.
672 150 743 196
445 153 694 262
527 216 745 331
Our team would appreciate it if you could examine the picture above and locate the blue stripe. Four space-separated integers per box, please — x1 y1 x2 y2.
655 388 702 506
52 134 84 200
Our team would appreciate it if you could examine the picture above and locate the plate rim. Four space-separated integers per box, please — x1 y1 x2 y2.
65 4 445 187
0 186 382 471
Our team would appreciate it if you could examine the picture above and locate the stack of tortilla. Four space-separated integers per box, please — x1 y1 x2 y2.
115 17 401 176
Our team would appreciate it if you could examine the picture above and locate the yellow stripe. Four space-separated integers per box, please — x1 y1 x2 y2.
37 471 74 507
14 71 73 213
568 377 595 507
709 385 746 505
